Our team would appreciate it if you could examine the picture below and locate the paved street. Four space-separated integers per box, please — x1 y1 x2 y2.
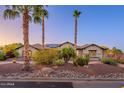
0 80 124 88
0 81 73 88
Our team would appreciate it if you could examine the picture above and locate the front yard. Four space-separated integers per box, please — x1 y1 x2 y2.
0 47 124 80
0 61 124 80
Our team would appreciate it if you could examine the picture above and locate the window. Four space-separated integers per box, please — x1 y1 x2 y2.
89 50 96 57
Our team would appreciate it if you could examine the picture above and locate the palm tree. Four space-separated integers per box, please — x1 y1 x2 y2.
3 5 43 71
33 6 48 48
73 10 81 49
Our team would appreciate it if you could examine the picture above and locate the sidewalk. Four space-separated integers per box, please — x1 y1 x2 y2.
118 63 124 68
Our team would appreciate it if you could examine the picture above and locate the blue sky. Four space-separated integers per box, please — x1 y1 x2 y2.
0 5 124 50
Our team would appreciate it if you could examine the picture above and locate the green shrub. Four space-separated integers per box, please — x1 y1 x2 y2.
13 51 19 58
83 55 90 65
101 58 117 66
73 55 90 66
76 57 84 66
60 47 76 63
73 59 78 66
5 51 15 58
53 59 64 66
32 49 59 65
0 53 6 61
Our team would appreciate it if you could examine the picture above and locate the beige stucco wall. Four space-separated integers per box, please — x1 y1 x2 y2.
77 45 105 59
16 47 38 57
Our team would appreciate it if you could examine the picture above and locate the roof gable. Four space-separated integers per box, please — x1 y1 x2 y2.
77 44 108 50
59 41 74 47
15 45 40 50
46 44 59 48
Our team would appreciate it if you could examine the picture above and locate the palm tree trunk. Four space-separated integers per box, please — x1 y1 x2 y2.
74 17 77 49
42 16 45 48
22 7 30 71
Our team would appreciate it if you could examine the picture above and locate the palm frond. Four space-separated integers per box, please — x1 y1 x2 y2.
33 16 42 24
33 6 48 24
73 10 81 17
33 6 49 18
3 5 48 23
28 15 32 22
3 9 20 20
42 9 49 19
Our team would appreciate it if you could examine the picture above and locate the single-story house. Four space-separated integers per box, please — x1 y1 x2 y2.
32 43 59 49
16 42 74 58
77 44 108 60
58 41 74 48
32 41 74 49
16 42 108 61
15 45 39 58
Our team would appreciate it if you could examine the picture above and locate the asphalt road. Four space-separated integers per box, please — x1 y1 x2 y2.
0 80 124 88
0 81 73 88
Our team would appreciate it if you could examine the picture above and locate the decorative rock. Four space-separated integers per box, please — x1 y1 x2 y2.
52 66 58 69
41 67 54 73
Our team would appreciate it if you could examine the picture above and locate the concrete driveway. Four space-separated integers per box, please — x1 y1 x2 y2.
73 81 124 88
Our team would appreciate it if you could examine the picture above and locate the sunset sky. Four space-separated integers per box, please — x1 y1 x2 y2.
0 5 124 50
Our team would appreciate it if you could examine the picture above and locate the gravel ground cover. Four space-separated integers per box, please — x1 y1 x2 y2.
0 63 124 80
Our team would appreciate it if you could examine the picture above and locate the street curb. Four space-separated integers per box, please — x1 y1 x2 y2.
0 78 124 82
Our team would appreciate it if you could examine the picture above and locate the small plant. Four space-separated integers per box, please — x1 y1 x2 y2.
13 51 19 58
5 51 15 58
101 58 117 66
60 47 76 63
32 49 59 65
0 52 6 61
83 54 90 65
53 59 64 66
73 55 90 66
74 57 85 66
12 59 16 63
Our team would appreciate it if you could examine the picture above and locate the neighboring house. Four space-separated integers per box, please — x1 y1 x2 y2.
0 50 3 53
77 44 108 60
58 41 74 48
15 45 39 57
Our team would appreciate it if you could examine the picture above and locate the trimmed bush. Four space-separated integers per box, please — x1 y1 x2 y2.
101 58 117 66
53 59 64 66
13 51 19 58
32 49 59 65
73 55 90 66
60 47 76 63
83 54 90 65
5 51 15 58
0 53 6 61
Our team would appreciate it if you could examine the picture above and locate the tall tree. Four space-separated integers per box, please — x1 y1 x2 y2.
112 47 123 56
3 5 43 71
33 6 48 48
73 10 81 49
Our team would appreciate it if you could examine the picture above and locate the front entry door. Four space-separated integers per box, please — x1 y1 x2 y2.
89 50 96 57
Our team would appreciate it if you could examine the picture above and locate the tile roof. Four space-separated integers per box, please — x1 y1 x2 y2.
77 44 108 50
